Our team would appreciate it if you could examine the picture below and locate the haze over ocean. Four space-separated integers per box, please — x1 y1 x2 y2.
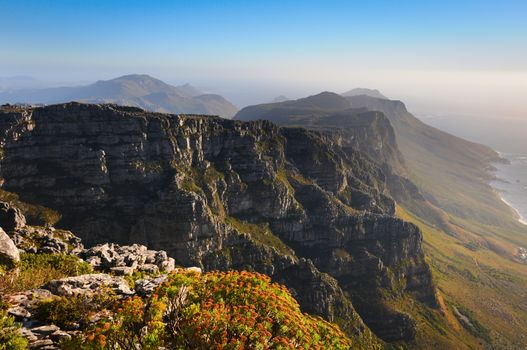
421 114 527 226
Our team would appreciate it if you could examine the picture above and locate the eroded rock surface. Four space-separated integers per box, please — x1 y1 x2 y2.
0 103 437 341
80 243 175 275
42 273 134 296
11 226 83 255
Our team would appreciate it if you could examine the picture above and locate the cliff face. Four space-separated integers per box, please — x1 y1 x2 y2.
0 103 436 342
234 92 405 169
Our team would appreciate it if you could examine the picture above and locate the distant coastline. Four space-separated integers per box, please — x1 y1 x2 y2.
496 189 527 226
491 152 527 227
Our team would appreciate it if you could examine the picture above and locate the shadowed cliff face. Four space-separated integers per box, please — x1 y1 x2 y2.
0 102 436 342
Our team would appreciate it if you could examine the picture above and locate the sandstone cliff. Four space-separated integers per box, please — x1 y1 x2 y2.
0 103 437 342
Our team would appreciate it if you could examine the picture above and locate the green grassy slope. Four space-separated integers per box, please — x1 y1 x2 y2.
346 95 527 254
236 92 527 348
398 206 527 349
347 95 527 348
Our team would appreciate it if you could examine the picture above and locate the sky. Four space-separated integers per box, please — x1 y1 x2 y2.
1 0 527 117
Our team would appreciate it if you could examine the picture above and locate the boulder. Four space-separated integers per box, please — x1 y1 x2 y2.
0 227 20 268
135 275 168 296
185 266 202 274
28 338 54 348
18 327 38 342
138 263 159 274
31 325 60 336
0 201 26 232
49 330 71 342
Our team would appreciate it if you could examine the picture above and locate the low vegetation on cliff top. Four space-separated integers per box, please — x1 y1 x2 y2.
0 253 92 296
34 270 352 349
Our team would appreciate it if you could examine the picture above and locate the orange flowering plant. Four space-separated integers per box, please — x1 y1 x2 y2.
73 270 352 349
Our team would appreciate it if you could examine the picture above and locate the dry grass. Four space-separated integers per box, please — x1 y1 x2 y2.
0 253 92 298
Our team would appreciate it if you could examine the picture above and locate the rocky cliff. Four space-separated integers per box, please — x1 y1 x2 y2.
0 103 437 342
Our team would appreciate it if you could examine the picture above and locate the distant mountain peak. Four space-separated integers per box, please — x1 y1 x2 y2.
108 74 172 87
114 73 156 79
272 95 289 103
0 74 237 118
342 88 387 99
175 83 202 97
295 91 351 110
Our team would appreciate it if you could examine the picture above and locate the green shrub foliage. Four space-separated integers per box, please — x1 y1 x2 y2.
0 309 29 350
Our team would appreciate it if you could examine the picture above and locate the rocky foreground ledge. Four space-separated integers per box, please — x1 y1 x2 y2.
0 201 354 349
0 202 201 349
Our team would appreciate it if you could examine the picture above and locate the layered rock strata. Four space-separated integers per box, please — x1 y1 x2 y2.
0 103 437 341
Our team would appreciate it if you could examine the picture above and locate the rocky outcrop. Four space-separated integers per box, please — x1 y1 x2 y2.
7 275 132 349
11 225 83 255
42 274 134 296
6 267 201 349
0 227 19 269
80 243 175 275
1 214 210 349
7 213 176 276
0 103 437 342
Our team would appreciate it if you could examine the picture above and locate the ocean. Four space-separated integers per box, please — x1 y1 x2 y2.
491 153 527 226
418 114 527 226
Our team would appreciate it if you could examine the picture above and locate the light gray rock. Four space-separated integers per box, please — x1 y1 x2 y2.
138 263 158 274
81 243 175 275
185 266 202 274
135 274 168 296
18 327 38 342
7 289 53 316
31 325 60 335
42 273 134 296
109 266 134 276
0 227 20 268
8 305 31 319
28 338 54 348
49 330 72 342
160 257 175 272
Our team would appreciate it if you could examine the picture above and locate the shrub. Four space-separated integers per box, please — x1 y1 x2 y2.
123 270 160 289
0 309 29 350
20 253 92 276
76 270 352 349
35 290 117 330
0 189 61 226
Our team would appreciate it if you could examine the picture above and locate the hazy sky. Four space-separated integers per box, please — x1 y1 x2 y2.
1 0 526 117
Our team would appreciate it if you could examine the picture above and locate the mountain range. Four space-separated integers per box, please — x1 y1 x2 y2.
0 80 526 349
235 90 527 348
0 74 238 118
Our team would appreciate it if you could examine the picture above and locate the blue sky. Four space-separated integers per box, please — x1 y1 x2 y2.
1 0 527 115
